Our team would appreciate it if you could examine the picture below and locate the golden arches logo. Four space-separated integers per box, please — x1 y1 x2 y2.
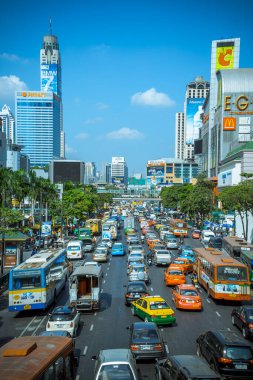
223 117 236 131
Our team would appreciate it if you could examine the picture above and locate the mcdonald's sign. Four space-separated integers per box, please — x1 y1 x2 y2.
223 117 236 131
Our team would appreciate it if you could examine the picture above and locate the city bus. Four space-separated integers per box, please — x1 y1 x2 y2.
193 247 251 301
9 248 70 312
85 218 102 235
240 246 253 284
169 219 188 237
0 336 76 379
222 235 250 258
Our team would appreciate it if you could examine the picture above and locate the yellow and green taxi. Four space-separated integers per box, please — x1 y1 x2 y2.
131 295 176 325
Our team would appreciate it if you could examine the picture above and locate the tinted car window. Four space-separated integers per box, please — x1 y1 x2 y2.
49 313 75 321
98 364 135 380
128 284 146 292
133 329 159 342
226 346 252 360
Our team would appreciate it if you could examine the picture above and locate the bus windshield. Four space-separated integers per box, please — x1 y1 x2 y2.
68 246 80 251
13 272 41 290
217 266 248 282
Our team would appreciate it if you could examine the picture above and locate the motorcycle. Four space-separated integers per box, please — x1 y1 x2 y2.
147 257 152 266
191 275 200 289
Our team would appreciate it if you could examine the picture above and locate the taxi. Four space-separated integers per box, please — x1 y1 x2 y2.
171 284 202 310
131 295 176 325
171 258 193 274
192 229 201 239
148 239 161 250
164 265 186 286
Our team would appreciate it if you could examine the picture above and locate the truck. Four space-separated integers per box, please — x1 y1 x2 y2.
69 263 103 311
102 221 117 240
124 216 135 233
78 227 92 240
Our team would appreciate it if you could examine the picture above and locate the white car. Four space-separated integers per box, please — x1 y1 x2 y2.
102 238 112 248
46 306 80 337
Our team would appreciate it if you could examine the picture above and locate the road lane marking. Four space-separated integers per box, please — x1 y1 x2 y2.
83 346 88 356
227 327 231 331
19 316 37 337
105 273 108 277
107 267 110 270
103 280 106 283
90 324 94 331
206 299 211 303
101 289 103 292
32 314 48 336
216 311 221 317
94 312 97 316
165 344 169 354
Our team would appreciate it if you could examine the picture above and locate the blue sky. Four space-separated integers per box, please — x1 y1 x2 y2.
1 0 253 175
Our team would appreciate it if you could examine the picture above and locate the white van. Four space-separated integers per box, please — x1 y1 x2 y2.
67 240 84 260
201 230 215 245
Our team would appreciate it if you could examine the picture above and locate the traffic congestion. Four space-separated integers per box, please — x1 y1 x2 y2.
0 201 253 379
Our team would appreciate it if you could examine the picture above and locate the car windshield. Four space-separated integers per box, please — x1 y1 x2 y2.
68 246 80 251
133 329 159 342
131 266 145 273
173 260 184 264
168 240 177 243
49 313 74 322
180 289 198 296
226 346 253 360
128 285 146 292
98 364 135 380
169 270 183 275
217 266 248 281
150 301 169 310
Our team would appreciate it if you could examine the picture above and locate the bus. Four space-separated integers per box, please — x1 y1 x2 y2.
222 235 250 258
193 247 251 301
169 219 188 237
9 248 71 312
78 227 92 240
85 218 102 235
240 246 253 284
0 336 76 379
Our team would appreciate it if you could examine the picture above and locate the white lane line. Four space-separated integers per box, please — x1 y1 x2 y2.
83 346 88 356
165 344 169 354
101 289 104 293
107 267 110 270
90 324 94 331
19 316 37 337
150 287 153 291
103 280 106 284
216 311 221 317
32 315 48 336
105 273 108 277
206 299 211 303
94 312 97 316
227 327 231 331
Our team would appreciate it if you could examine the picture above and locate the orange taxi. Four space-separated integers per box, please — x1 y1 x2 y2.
147 238 160 249
172 284 202 310
171 258 193 274
164 265 186 286
192 229 201 239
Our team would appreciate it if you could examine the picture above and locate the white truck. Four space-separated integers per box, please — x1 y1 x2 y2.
69 264 103 311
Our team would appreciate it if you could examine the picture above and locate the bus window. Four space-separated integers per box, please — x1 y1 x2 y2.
217 266 247 282
55 356 64 379
13 274 41 290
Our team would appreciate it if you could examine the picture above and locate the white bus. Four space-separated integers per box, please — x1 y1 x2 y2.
9 248 71 312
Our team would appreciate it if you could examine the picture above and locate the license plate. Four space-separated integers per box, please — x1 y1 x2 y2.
24 305 31 310
134 294 139 298
141 346 151 350
72 252 76 255
235 364 247 369
186 299 194 303
161 315 167 318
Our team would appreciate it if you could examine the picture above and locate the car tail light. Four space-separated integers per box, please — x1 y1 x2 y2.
70 322 73 327
217 357 232 364
248 323 253 329
130 345 139 351
248 359 253 364
154 344 162 351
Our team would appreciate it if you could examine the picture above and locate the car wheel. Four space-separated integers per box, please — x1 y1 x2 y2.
196 343 202 357
131 307 136 316
231 315 235 325
242 327 248 339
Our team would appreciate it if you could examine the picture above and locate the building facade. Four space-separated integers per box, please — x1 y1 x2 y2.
49 160 85 184
15 91 61 167
174 112 185 159
0 104 15 143
84 162 97 184
111 156 128 186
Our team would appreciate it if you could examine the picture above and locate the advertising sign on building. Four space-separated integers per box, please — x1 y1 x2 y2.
216 43 235 70
146 165 165 177
223 117 236 131
41 222 52 236
186 98 205 144
41 64 58 94
112 176 125 184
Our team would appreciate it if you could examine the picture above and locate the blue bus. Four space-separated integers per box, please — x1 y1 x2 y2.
9 248 70 312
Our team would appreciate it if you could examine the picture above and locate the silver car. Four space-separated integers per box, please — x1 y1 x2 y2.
92 349 138 380
93 247 108 262
166 237 179 249
129 263 150 284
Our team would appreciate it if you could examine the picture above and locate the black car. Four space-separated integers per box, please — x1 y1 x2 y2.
155 355 221 380
231 306 253 339
208 236 223 249
196 330 253 378
128 322 165 360
124 281 149 306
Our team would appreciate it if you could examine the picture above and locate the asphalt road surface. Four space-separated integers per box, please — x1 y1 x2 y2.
0 221 252 379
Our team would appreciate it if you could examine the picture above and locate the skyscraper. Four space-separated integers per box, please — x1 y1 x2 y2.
111 157 128 186
40 24 65 159
0 104 15 143
174 112 185 159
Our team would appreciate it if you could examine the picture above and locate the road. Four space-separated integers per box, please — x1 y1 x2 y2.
0 221 252 379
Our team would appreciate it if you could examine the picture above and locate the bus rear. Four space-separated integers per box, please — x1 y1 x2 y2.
170 219 188 237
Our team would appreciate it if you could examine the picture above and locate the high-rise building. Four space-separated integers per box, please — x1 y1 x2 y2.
105 163 111 184
84 162 97 184
111 157 128 186
0 104 15 143
175 112 185 159
207 38 240 176
40 26 65 159
15 91 61 167
184 76 210 160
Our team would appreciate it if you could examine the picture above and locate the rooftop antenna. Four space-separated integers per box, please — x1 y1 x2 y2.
49 17 52 35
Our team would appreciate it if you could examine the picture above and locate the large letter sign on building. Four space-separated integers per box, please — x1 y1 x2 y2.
216 44 235 70
41 64 58 93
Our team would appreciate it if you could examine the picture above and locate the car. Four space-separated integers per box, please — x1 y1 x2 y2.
124 281 150 306
131 295 176 326
208 236 223 249
164 265 186 286
171 258 194 274
128 322 165 360
201 230 215 245
128 236 140 245
128 244 144 254
191 229 201 239
196 330 253 378
153 250 172 266
101 238 112 248
155 355 221 380
93 247 108 262
231 306 253 339
97 242 110 253
178 244 193 254
92 348 139 380
172 284 202 311
46 306 80 337
129 263 150 284
111 242 125 256
166 237 179 249
127 257 145 273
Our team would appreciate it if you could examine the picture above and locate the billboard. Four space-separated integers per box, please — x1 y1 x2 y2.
112 176 125 185
41 64 58 94
186 98 205 144
41 222 52 236
223 117 236 131
147 165 165 177
216 43 235 70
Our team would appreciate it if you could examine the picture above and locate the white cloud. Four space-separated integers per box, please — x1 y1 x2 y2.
83 117 103 125
65 144 77 153
106 127 144 140
131 88 175 107
0 75 27 100
75 132 89 140
95 102 109 110
0 53 29 63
